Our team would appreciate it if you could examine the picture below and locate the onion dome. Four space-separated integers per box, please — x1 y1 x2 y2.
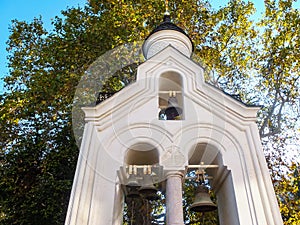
142 14 194 59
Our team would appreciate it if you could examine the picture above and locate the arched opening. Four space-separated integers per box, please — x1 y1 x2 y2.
185 143 220 224
186 143 240 225
158 71 184 120
121 143 165 225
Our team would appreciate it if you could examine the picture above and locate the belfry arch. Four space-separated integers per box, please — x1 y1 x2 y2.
188 142 239 224
158 71 184 120
121 143 162 224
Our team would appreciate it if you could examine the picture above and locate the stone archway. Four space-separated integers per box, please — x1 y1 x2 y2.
122 143 163 225
187 142 239 225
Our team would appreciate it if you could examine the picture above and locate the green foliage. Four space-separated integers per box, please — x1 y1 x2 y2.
0 0 299 224
256 0 300 139
0 127 78 224
123 192 166 225
274 163 300 225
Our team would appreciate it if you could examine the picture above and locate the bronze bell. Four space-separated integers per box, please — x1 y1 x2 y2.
165 96 182 120
190 185 217 212
138 175 158 200
126 175 140 198
126 174 139 187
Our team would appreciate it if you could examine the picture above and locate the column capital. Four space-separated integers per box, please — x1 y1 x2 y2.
164 170 185 180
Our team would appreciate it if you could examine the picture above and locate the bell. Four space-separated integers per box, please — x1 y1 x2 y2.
138 175 159 200
165 96 182 120
126 187 140 198
126 175 140 198
190 185 217 212
126 174 139 187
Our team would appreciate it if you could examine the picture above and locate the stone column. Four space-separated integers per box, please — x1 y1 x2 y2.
165 171 184 225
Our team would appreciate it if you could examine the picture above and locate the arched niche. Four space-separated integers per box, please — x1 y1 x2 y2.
121 143 163 225
125 143 159 165
158 71 184 120
187 143 240 225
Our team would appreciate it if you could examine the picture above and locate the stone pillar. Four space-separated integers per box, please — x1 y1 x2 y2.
165 171 184 225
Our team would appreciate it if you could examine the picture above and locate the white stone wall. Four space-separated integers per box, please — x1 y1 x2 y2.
65 45 283 225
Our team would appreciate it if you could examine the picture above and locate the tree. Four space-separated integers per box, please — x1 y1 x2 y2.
274 163 300 224
255 1 300 223
0 0 299 224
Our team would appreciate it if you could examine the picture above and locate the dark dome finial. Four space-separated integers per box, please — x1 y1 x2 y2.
163 12 171 23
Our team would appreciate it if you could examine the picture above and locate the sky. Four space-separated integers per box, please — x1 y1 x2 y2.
0 0 87 94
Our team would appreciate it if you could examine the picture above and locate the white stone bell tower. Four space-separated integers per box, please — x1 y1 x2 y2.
65 14 283 225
